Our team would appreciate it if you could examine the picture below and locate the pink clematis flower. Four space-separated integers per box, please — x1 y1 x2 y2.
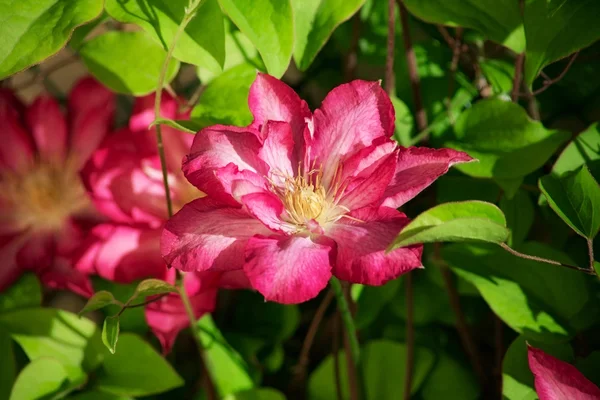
77 93 246 352
161 74 473 304
0 78 114 297
528 345 600 400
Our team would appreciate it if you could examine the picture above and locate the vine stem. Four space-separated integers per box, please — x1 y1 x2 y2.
152 1 215 398
499 243 596 275
154 0 204 218
329 277 360 367
587 239 596 272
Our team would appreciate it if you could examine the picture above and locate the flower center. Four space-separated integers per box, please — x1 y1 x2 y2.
270 166 346 232
0 160 89 231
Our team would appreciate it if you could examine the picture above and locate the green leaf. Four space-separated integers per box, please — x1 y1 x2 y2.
402 0 524 53
447 98 570 187
69 12 108 51
500 189 534 247
191 63 256 127
0 273 41 314
0 328 15 400
197 316 254 396
105 0 225 72
389 201 509 250
96 333 184 396
218 0 293 77
308 340 435 399
150 118 200 134
391 95 414 147
355 278 402 329
102 316 120 355
539 166 600 239
197 28 260 84
291 0 365 71
133 278 178 299
502 335 573 400
9 357 70 400
80 31 180 95
223 388 286 400
479 59 515 94
444 242 591 343
421 353 480 400
552 123 600 182
79 291 118 316
92 278 148 335
0 0 103 79
0 308 104 377
523 0 600 86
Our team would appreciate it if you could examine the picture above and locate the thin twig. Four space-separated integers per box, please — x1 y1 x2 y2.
398 0 427 133
182 83 206 113
329 277 360 366
402 273 415 400
126 293 170 309
12 55 79 91
294 290 335 379
385 0 396 94
499 243 596 275
511 53 524 102
526 52 579 96
440 264 485 384
343 329 360 400
437 25 455 48
587 238 596 272
445 27 463 121
344 14 362 82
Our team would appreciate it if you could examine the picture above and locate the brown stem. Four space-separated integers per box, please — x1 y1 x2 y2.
527 52 579 96
437 25 455 48
440 265 485 384
398 0 427 132
12 55 79 91
126 293 170 309
402 273 415 400
587 238 596 272
294 290 335 379
333 314 344 400
385 0 396 94
445 27 463 121
499 243 596 275
344 14 362 82
511 53 524 102
181 83 206 113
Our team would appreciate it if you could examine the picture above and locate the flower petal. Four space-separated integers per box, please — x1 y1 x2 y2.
162 197 271 272
0 234 27 292
0 92 34 170
26 96 67 162
328 207 422 285
183 125 268 205
310 80 395 187
244 235 334 304
249 73 311 155
69 77 114 118
74 224 166 284
259 121 296 179
382 147 474 208
241 192 294 234
528 345 600 400
145 271 217 354
38 258 94 298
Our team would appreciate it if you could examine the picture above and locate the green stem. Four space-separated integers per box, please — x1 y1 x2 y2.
329 277 360 366
154 0 204 218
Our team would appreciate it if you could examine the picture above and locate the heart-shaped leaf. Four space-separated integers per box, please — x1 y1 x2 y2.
79 291 118 316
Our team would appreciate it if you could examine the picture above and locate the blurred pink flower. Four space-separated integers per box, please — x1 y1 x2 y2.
162 74 472 304
528 345 600 400
78 92 244 352
0 78 114 297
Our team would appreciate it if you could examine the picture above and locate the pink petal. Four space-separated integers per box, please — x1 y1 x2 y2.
17 232 55 271
310 80 395 187
215 163 269 202
328 207 423 285
259 121 296 179
0 234 27 292
184 125 268 204
68 78 115 169
382 147 474 208
73 224 166 284
161 197 272 272
337 149 398 211
241 192 294 234
145 272 217 354
214 269 252 290
249 73 311 157
38 258 94 298
0 92 34 171
26 96 67 161
243 235 334 304
528 345 600 400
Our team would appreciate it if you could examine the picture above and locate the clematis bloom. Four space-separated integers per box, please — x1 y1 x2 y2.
162 74 472 304
528 345 600 400
0 79 114 296
78 93 246 352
